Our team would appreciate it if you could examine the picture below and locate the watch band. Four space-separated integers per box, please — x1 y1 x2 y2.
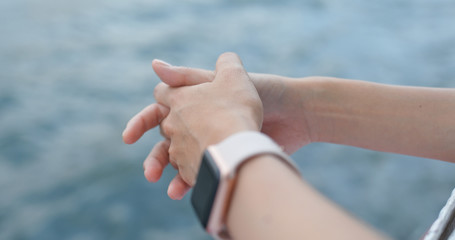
208 131 300 178
201 131 300 239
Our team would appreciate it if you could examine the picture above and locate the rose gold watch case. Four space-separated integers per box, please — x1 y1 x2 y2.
204 146 236 239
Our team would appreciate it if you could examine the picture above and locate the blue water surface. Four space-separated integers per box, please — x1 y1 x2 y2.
1 0 455 239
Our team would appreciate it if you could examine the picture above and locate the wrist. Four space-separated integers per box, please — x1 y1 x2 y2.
295 76 353 144
287 76 341 144
191 131 299 238
203 113 261 150
283 76 322 144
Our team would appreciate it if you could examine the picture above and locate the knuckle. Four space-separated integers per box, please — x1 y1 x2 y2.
181 156 201 186
168 152 178 168
154 104 167 124
218 52 242 68
153 83 166 100
167 144 178 158
218 66 245 80
138 115 149 132
217 59 246 78
169 158 178 169
225 63 244 73
168 151 199 186
160 119 174 137
181 169 196 186
220 52 238 59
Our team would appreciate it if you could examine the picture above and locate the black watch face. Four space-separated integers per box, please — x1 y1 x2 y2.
191 151 220 229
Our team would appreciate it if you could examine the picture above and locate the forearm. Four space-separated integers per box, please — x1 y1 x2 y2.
226 155 388 239
295 77 455 161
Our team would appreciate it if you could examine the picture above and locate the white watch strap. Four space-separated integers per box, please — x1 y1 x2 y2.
207 131 300 178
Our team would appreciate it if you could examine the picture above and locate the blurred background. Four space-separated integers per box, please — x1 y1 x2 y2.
1 0 455 239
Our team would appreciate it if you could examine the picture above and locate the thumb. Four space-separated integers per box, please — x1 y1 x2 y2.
214 52 249 84
152 59 214 87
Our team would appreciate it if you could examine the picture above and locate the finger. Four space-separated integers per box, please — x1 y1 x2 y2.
122 103 170 144
214 52 248 83
152 59 267 88
152 59 215 87
167 174 191 200
153 82 174 107
143 140 171 183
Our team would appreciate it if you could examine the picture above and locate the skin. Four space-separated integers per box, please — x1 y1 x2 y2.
122 52 454 239
228 154 387 239
123 58 455 199
122 60 314 199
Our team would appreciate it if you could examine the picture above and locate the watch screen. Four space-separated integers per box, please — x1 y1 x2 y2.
191 151 220 229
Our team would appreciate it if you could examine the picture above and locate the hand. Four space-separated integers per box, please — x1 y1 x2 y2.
123 55 314 199
149 60 314 154
123 53 263 199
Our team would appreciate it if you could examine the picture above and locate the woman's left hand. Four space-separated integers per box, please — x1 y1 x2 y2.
123 53 263 199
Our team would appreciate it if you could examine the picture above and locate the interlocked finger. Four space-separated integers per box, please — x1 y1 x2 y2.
154 82 175 107
123 103 169 144
143 140 171 183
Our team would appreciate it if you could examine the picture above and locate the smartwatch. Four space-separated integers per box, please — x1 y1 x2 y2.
190 131 300 239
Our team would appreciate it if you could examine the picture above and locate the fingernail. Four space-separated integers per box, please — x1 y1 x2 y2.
154 59 172 67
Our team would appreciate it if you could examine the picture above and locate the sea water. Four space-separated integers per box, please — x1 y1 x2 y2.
1 0 455 239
